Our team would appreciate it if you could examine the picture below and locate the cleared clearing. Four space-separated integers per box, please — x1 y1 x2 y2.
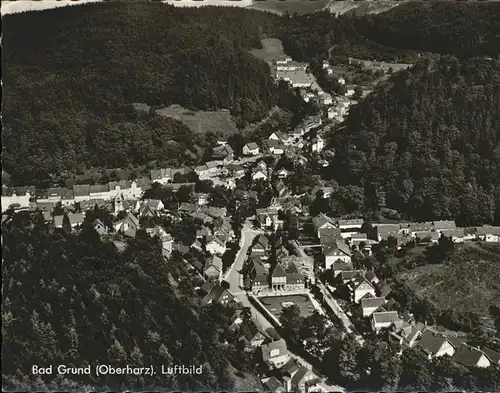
397 243 500 317
132 103 238 136
251 38 286 67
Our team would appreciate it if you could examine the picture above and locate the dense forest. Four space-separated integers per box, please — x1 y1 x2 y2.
326 57 500 226
1 212 255 391
2 3 280 186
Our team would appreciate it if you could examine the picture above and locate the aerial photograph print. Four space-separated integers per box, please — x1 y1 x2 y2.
1 0 500 391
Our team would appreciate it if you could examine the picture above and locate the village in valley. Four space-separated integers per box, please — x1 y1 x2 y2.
3 53 500 393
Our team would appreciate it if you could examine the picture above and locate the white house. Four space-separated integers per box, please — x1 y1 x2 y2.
204 255 223 281
371 311 401 333
243 142 260 156
318 92 333 105
261 339 290 369
349 278 376 303
277 168 291 179
206 236 226 255
1 191 31 212
312 213 337 238
453 344 491 368
252 170 268 181
323 240 352 270
416 330 456 359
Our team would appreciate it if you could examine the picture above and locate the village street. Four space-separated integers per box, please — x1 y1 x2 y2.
223 221 275 330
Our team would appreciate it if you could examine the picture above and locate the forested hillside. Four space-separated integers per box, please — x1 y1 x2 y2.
327 57 500 226
358 2 500 58
2 2 280 185
2 213 254 391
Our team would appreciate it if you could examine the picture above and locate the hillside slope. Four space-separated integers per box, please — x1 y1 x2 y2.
2 2 279 185
328 57 500 226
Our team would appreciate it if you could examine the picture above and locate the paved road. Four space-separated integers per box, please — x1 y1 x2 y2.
224 222 273 330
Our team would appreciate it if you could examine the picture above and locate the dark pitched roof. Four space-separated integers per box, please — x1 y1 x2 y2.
483 347 500 364
453 344 489 367
417 330 451 356
372 311 400 324
272 263 287 279
265 377 285 393
361 297 386 309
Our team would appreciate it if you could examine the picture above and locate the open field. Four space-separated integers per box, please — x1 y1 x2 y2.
251 38 286 68
259 294 316 318
396 243 500 318
132 103 239 137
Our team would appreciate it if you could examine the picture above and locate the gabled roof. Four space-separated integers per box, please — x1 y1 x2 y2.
124 212 139 227
261 339 287 360
280 358 300 376
201 286 234 306
265 377 285 393
341 270 365 281
372 311 400 324
417 330 451 356
312 213 336 229
482 347 500 364
205 255 223 272
291 366 309 385
361 297 386 309
245 142 259 150
323 240 352 257
453 344 490 367
433 220 457 230
255 234 270 249
272 263 287 279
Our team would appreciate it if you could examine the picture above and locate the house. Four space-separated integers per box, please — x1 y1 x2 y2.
390 322 425 348
361 297 386 317
340 270 365 283
475 226 500 242
265 139 286 155
269 132 287 143
482 347 500 365
374 223 401 241
243 142 260 156
144 199 164 211
114 212 140 236
311 136 325 153
323 240 352 270
201 285 235 306
271 263 287 291
53 213 84 229
204 255 223 280
257 208 281 230
416 330 456 359
338 218 364 231
371 311 401 333
312 213 337 238
292 367 319 393
277 168 291 179
318 92 333 105
213 145 234 162
148 226 173 256
252 170 268 181
253 234 270 253
251 260 269 293
440 228 465 243
453 344 491 368
138 203 158 219
206 235 226 255
433 220 457 231
93 219 108 235
318 228 342 246
331 261 353 277
263 377 286 393
284 263 305 292
261 339 290 368
240 322 267 350
413 230 440 243
348 277 376 303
